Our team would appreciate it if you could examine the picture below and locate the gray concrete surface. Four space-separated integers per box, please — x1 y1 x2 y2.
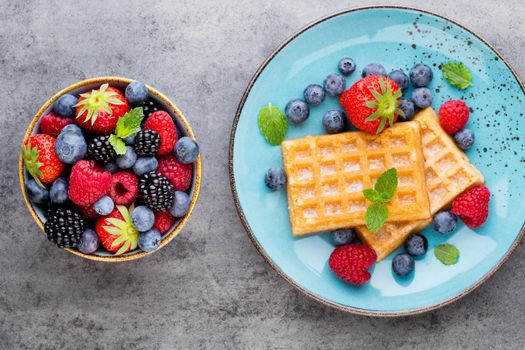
1 0 524 349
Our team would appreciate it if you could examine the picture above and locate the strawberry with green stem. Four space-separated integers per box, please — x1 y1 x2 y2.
22 134 64 187
95 204 140 255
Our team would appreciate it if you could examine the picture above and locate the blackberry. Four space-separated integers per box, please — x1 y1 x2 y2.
143 99 162 118
87 135 116 163
44 207 85 248
134 130 161 156
138 172 175 211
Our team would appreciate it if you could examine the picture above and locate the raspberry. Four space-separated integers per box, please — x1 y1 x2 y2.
68 160 112 206
77 205 99 220
39 112 76 138
439 100 469 134
452 185 490 229
156 154 192 191
143 111 177 155
109 172 138 205
153 211 176 234
328 244 377 285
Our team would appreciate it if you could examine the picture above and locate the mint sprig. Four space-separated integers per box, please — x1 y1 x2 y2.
441 62 473 90
362 168 398 232
109 107 144 155
258 103 287 145
434 243 460 265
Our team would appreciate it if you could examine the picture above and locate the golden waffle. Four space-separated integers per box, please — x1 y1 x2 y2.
281 121 430 236
356 108 485 260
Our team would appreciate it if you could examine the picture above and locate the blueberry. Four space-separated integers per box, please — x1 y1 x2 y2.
405 233 428 256
433 210 458 234
131 205 155 232
138 228 162 252
125 81 149 107
323 73 346 96
54 130 87 164
133 156 158 177
411 87 433 108
265 167 286 190
285 99 309 124
338 57 356 76
398 99 415 122
392 253 415 276
388 69 409 91
170 191 191 217
78 228 100 254
61 124 83 136
331 229 355 246
103 161 119 174
322 110 346 134
123 132 137 145
93 195 114 216
26 179 49 204
50 178 68 204
116 146 137 169
361 63 387 77
409 63 433 87
303 84 325 106
454 129 475 150
175 137 199 164
53 94 78 118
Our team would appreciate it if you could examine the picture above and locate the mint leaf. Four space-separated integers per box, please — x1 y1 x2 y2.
374 168 398 202
363 189 383 203
434 243 460 265
258 103 287 145
365 203 388 232
115 107 144 139
109 134 127 155
441 62 473 90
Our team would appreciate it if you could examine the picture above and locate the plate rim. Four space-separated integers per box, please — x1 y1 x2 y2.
228 5 525 316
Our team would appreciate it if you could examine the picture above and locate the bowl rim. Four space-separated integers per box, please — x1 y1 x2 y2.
19 76 202 262
228 5 525 316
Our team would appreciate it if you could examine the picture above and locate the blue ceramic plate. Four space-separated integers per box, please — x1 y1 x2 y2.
229 6 525 315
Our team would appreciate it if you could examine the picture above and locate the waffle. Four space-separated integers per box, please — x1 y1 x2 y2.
356 108 485 260
281 121 430 236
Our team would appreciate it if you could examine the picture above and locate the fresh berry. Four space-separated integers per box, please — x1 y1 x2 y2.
125 81 148 107
409 63 433 87
26 179 49 204
39 113 76 138
95 205 139 255
68 160 112 206
303 84 326 106
133 156 158 177
109 172 138 206
45 207 85 248
323 73 346 96
22 134 65 187
116 146 137 169
156 154 193 191
49 177 68 204
138 172 175 211
328 244 377 285
331 229 355 246
131 205 155 232
174 137 199 164
339 76 402 134
142 99 161 118
452 185 490 229
454 129 475 150
285 99 309 124
53 94 78 118
392 253 414 276
388 69 409 91
170 191 190 217
77 204 99 220
123 132 137 145
411 87 433 108
61 124 83 136
103 161 119 174
93 195 114 216
322 110 346 134
405 233 428 256
439 100 469 134
87 135 117 163
338 57 356 76
153 211 176 234
143 111 177 155
134 129 161 156
398 99 415 122
138 228 161 252
78 228 100 254
432 210 458 233
55 129 87 164
264 167 286 190
361 63 387 77
75 84 129 134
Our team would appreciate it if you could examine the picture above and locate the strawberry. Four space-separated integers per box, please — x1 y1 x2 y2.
143 111 177 155
22 134 64 187
95 205 139 255
156 154 192 191
109 172 138 205
339 76 403 134
68 160 112 206
452 185 490 228
328 244 377 285
75 84 129 134
153 211 176 234
39 112 76 138
439 100 469 134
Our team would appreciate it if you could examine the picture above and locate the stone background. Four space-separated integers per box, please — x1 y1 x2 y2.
1 0 524 349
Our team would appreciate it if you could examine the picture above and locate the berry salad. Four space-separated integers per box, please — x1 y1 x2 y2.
22 80 200 257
